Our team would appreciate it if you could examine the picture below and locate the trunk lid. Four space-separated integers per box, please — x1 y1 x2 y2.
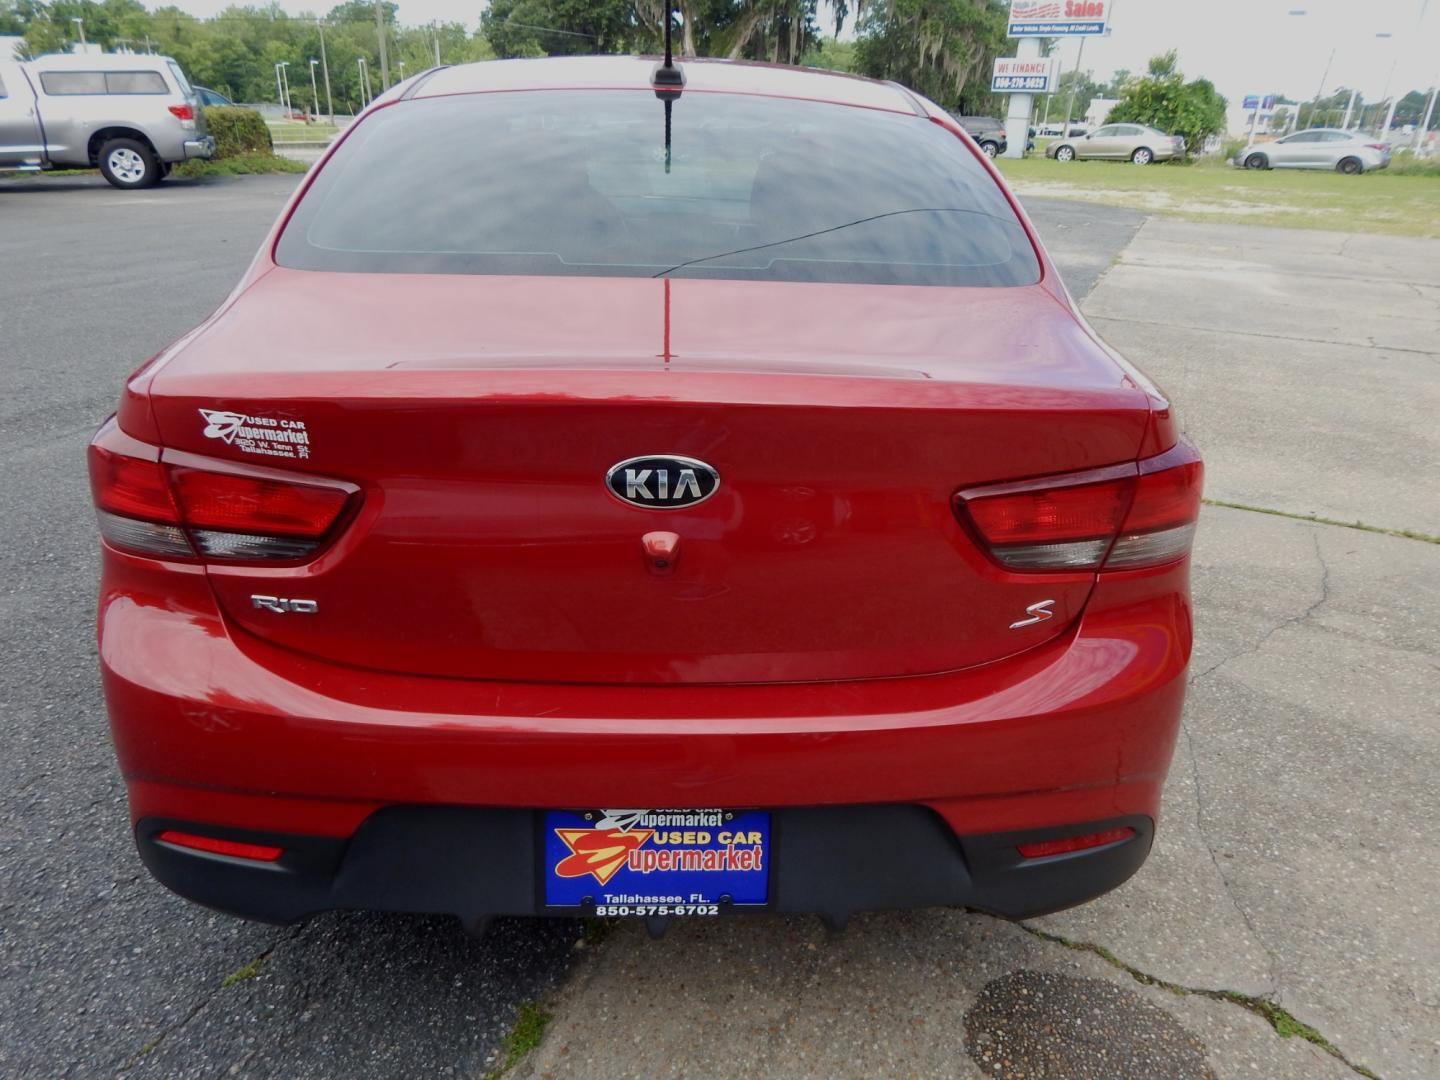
147 270 1151 684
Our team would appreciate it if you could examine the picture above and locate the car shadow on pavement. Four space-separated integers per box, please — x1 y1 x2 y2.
125 910 582 1079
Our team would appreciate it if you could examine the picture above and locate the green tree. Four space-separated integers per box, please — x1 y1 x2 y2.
800 36 856 72
1106 50 1227 155
852 0 1008 113
482 0 637 58
1394 89 1429 127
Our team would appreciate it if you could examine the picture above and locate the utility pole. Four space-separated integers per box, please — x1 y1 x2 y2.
373 0 390 90
1379 61 1399 137
1305 47 1334 129
317 19 334 123
1381 1 1430 141
1062 37 1088 135
432 21 441 66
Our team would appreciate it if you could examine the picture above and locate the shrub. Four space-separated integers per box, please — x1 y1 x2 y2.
1107 51 1227 157
202 107 274 158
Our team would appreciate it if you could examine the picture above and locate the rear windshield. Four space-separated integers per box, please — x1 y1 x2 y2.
276 90 1039 287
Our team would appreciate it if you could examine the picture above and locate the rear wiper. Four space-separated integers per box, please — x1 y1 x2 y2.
650 207 995 278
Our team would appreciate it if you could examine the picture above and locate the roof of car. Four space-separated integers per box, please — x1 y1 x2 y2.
412 56 922 114
30 52 178 69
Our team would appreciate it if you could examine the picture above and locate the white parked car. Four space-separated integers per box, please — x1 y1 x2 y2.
1233 128 1390 174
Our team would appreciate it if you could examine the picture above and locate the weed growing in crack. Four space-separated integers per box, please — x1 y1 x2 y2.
220 957 264 988
1019 925 1380 1078
484 1000 551 1079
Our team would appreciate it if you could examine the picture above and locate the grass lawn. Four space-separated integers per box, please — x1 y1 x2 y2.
265 120 341 143
993 155 1440 238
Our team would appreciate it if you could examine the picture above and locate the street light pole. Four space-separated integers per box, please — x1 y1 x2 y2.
373 0 391 90
317 19 334 124
308 59 320 120
358 58 371 108
278 61 292 116
1373 32 1398 138
71 18 85 47
275 63 284 109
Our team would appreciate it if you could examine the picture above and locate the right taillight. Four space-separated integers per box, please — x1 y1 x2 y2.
88 419 355 563
956 438 1203 573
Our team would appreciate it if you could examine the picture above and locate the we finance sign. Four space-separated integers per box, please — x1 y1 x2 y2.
1008 0 1110 36
993 56 1058 93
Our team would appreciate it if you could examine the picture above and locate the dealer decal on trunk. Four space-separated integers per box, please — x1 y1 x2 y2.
199 408 311 460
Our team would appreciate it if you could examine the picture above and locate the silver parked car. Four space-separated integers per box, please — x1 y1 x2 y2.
1045 123 1184 164
1233 128 1390 174
0 53 213 188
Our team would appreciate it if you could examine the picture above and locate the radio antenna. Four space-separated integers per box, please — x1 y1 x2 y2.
651 1 684 173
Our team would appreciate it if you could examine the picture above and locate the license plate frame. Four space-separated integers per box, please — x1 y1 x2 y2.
541 809 771 915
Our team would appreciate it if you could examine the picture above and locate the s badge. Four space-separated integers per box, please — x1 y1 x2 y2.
1009 599 1055 629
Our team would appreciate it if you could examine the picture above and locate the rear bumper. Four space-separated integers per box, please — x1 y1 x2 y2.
99 550 1191 920
137 807 1154 925
182 135 215 160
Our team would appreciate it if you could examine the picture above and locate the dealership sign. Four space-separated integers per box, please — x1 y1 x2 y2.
1008 0 1110 37
1242 95 1276 111
992 56 1059 93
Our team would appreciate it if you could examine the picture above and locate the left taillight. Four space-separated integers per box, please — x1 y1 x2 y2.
167 104 194 121
88 419 354 563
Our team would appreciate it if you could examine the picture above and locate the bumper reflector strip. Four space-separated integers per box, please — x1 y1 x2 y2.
156 829 284 862
1016 826 1135 860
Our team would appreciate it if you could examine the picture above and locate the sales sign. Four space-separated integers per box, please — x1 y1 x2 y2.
992 56 1059 93
1008 0 1110 37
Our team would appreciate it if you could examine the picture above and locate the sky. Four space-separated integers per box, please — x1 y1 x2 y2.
135 0 1440 104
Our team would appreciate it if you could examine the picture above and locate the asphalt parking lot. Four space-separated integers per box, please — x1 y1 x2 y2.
2 173 1436 1080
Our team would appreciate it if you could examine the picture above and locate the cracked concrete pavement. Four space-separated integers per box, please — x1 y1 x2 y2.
515 216 1440 1079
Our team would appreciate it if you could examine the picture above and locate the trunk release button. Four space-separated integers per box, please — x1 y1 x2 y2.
641 531 681 575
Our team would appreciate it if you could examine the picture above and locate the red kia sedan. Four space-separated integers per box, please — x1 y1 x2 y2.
89 56 1200 933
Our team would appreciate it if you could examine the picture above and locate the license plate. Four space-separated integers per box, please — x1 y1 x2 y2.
543 809 770 915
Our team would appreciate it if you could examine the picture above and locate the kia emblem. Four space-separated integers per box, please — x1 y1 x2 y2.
605 455 719 509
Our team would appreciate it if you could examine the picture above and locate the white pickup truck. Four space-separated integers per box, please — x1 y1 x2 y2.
0 52 213 188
